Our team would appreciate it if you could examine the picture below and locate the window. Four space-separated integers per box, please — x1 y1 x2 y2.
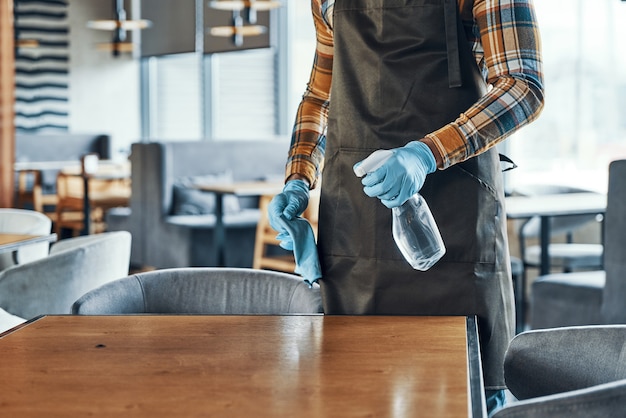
141 4 313 142
210 48 277 140
507 0 626 193
141 0 626 192
148 53 202 140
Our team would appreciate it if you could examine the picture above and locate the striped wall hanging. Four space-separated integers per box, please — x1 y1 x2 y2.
14 0 69 133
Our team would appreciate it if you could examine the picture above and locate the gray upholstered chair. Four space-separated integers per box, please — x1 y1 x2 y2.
530 160 626 329
72 267 323 315
0 208 52 270
0 307 27 334
493 325 626 417
0 231 131 323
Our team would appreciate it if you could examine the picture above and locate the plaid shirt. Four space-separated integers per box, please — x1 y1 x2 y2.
287 0 545 188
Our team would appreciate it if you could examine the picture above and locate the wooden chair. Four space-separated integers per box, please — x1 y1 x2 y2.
55 157 131 236
15 169 58 221
253 191 320 274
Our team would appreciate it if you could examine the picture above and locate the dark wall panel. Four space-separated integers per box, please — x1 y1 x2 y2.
140 0 271 57
140 0 196 57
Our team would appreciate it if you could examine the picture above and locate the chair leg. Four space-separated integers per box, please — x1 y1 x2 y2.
512 260 526 334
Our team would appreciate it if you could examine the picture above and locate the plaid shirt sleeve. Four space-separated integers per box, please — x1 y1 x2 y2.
426 0 545 168
288 0 545 184
285 0 333 189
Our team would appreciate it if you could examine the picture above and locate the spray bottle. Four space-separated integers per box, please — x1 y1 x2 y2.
354 149 445 271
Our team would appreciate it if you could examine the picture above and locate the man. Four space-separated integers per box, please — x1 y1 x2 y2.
270 0 544 414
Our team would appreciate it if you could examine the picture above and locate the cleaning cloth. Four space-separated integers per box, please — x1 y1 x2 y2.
274 215 321 287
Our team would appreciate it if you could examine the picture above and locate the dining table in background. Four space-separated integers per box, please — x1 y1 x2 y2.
13 160 83 172
194 180 283 266
13 160 83 213
505 191 607 330
58 159 131 235
0 314 486 417
14 159 131 235
505 192 607 276
0 233 57 264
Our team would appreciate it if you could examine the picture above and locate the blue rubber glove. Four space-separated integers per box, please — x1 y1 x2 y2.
267 180 321 285
270 180 310 221
269 213 321 286
268 180 310 250
358 141 436 208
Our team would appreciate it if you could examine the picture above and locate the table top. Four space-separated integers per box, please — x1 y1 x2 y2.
14 160 81 171
506 192 607 219
0 315 483 417
14 159 126 171
60 161 131 180
194 180 283 196
0 233 57 254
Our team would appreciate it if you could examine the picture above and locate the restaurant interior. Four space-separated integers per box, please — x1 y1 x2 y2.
1 0 626 416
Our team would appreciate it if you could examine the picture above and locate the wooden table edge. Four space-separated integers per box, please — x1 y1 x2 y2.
0 233 57 253
467 316 488 418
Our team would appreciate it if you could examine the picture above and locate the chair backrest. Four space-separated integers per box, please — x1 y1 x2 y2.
0 208 52 270
602 160 626 323
0 231 131 319
504 325 626 401
72 267 323 315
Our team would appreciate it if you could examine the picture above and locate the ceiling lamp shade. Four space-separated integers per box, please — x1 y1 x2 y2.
208 0 279 46
208 1 281 11
86 19 151 31
209 23 267 47
209 25 267 37
96 41 134 54
87 0 152 56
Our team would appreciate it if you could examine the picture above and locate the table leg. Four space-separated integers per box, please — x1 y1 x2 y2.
214 192 226 266
466 316 488 418
81 176 90 236
515 269 525 334
539 216 551 276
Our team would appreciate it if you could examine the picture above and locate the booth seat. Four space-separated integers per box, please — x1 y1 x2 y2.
107 140 289 269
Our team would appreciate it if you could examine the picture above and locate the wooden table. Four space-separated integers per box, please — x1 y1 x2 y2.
505 192 606 275
59 161 131 235
14 160 81 171
0 233 57 263
14 159 131 235
195 181 283 266
0 315 485 417
13 161 82 212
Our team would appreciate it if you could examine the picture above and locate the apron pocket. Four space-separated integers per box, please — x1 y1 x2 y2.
320 148 405 261
421 155 500 264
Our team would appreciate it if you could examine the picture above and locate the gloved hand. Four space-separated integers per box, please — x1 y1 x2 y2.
268 179 310 250
358 141 436 208
267 180 321 285
269 213 322 286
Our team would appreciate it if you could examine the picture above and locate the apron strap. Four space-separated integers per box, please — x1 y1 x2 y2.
443 0 462 88
499 153 518 172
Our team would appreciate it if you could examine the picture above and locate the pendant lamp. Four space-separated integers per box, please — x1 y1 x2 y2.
208 0 279 47
87 0 152 56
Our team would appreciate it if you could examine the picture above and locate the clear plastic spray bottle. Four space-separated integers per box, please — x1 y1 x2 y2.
354 149 446 271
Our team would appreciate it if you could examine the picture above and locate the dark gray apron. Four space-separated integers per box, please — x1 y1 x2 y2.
318 0 515 389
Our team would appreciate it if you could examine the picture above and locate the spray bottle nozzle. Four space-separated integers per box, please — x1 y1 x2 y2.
353 149 394 177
